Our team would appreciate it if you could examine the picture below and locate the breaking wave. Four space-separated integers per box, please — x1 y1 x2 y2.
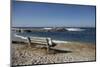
65 28 85 31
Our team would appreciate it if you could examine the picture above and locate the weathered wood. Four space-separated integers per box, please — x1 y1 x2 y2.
14 34 54 53
46 38 53 53
46 38 50 53
14 34 27 39
27 37 31 46
48 38 53 46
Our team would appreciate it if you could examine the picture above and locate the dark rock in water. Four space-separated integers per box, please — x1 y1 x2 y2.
56 28 66 31
25 30 32 32
51 27 67 32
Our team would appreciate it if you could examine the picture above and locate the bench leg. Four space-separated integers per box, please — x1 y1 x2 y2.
47 45 50 53
27 37 31 47
46 38 50 53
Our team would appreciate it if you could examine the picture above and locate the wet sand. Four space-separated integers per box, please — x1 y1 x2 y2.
11 42 96 66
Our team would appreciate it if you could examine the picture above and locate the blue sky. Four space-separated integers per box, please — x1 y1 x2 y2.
12 1 96 27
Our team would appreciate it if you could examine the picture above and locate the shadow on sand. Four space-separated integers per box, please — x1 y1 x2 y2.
47 48 72 54
29 43 72 54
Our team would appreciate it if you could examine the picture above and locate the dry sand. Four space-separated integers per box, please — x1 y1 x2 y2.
11 42 96 66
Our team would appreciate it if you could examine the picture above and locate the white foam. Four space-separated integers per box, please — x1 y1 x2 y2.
66 28 85 31
43 27 52 30
53 40 69 43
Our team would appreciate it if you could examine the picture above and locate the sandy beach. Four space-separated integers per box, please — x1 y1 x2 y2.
11 41 96 66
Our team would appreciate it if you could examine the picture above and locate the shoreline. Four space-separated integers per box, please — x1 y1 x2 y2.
11 41 96 66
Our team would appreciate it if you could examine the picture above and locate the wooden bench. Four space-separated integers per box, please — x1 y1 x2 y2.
14 34 54 53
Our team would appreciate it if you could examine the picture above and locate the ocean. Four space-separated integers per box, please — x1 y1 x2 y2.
12 27 96 44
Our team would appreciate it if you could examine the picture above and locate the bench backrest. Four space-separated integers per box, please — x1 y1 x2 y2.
30 37 53 46
14 34 53 46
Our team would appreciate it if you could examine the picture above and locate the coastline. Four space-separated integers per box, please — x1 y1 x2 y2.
11 41 96 66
